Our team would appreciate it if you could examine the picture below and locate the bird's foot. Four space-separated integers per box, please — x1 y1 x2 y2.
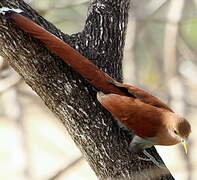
139 150 166 169
129 136 166 169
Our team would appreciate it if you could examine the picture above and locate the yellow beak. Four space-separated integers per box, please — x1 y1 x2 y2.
181 139 188 154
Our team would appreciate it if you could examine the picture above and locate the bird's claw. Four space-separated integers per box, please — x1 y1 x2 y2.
139 150 166 169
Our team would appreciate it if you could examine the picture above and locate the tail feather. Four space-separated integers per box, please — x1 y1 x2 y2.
1 9 127 96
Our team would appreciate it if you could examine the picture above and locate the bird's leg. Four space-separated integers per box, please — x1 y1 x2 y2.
129 135 152 153
140 149 166 169
129 135 166 169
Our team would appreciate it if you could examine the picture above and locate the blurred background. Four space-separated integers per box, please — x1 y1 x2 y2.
0 0 197 179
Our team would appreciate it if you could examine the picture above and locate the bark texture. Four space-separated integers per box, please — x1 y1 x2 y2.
0 0 174 179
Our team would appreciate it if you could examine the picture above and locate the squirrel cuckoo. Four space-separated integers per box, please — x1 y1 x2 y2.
0 8 191 159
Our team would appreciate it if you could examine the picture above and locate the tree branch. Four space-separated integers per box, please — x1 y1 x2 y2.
0 0 174 179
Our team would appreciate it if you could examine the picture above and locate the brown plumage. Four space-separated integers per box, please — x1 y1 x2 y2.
0 8 191 154
97 92 165 138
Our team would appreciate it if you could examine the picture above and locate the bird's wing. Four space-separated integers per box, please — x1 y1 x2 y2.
109 81 173 112
97 92 164 137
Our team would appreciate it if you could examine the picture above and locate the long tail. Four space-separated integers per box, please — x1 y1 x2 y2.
1 9 127 96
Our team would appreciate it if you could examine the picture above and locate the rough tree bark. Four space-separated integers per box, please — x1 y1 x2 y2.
0 0 174 179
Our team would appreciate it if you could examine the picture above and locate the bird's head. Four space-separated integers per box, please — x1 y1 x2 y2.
169 115 191 153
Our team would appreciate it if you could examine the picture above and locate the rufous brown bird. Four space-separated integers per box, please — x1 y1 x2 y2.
0 8 191 159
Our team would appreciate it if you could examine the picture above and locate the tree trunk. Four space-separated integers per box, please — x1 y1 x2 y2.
0 0 174 179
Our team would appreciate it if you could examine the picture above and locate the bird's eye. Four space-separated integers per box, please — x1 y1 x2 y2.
174 130 178 134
